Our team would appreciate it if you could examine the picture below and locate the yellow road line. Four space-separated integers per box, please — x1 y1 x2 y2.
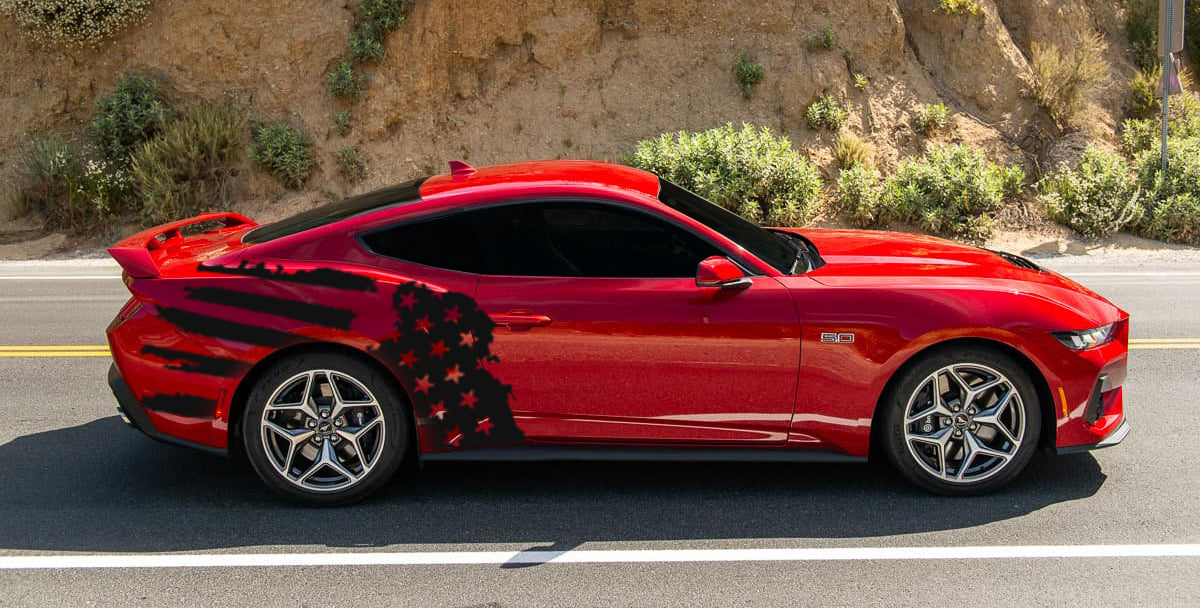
0 352 112 357
1130 338 1200 343
0 345 109 351
1130 344 1200 350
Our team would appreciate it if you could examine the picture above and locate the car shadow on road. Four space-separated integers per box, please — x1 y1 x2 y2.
0 417 1107 553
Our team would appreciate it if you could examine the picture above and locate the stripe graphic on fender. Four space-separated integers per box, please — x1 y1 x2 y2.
184 287 357 329
141 393 217 418
140 345 251 378
157 307 297 348
197 262 377 292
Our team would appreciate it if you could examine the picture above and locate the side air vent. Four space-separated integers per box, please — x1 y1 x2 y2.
986 249 1043 272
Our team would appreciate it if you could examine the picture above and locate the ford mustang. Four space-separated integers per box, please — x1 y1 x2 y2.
106 160 1130 504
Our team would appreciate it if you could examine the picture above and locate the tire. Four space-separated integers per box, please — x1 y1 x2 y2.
242 351 408 505
880 345 1042 496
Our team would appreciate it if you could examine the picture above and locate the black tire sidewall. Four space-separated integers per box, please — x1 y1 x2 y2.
241 351 409 506
880 346 1042 496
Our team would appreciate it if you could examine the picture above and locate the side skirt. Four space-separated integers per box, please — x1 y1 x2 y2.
422 445 866 463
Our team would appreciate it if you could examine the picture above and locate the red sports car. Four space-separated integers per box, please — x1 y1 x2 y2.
106 160 1130 504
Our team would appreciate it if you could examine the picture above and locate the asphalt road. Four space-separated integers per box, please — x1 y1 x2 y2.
0 254 1198 607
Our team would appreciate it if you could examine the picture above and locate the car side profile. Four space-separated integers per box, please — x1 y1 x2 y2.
106 160 1130 504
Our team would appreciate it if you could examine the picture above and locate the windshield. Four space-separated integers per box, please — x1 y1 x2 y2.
656 179 797 273
243 177 427 243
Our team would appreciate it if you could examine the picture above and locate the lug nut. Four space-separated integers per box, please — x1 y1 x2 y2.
334 419 345 427
307 420 317 428
314 436 323 443
319 409 331 418
331 435 340 443
970 423 979 431
967 407 976 415
954 430 963 437
952 405 961 412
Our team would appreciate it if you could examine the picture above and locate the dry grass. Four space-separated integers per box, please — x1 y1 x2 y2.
1027 31 1110 132
834 130 876 169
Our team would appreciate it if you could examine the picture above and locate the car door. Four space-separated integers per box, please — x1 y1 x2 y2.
469 200 801 445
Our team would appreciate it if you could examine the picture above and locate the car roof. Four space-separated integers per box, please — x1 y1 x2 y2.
420 160 661 200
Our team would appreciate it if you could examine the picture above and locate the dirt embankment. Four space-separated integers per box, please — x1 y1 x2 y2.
0 0 1156 257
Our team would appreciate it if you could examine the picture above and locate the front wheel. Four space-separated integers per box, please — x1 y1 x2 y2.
242 352 408 505
880 346 1042 495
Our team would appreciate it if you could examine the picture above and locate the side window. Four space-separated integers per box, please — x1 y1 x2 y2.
361 213 484 274
471 202 720 278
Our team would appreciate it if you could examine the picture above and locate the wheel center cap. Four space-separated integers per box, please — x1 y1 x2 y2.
953 413 970 428
318 421 333 435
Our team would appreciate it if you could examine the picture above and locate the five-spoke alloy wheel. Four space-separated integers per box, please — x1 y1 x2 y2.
243 352 408 505
881 346 1041 495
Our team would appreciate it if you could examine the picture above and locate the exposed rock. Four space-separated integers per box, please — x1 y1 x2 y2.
0 0 1132 237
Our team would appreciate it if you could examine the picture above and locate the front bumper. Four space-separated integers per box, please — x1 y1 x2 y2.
1056 419 1131 455
107 363 226 456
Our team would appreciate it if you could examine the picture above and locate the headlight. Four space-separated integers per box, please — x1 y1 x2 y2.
1051 323 1115 350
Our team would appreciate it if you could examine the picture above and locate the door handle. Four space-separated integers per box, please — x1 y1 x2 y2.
489 310 553 331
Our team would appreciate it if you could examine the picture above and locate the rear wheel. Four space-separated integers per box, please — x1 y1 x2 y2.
880 346 1041 495
242 352 408 505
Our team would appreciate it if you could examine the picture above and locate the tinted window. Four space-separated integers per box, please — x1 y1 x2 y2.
244 178 426 243
657 179 796 273
361 213 484 274
472 202 719 278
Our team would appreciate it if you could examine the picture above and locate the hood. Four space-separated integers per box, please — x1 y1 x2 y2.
780 228 1124 324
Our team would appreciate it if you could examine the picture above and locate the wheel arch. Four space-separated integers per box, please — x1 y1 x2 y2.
227 341 420 461
867 337 1057 459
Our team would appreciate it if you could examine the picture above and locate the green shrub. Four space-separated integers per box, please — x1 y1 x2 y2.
131 105 244 224
344 0 412 66
333 110 353 136
335 146 367 182
806 22 836 50
836 164 885 227
1 0 150 46
1129 64 1193 120
12 137 132 231
914 103 949 135
1125 0 1158 70
250 122 315 188
357 0 412 33
1130 65 1162 119
1122 91 1200 154
834 130 875 169
1028 32 1109 131
939 0 979 14
1133 137 1200 244
1038 146 1142 238
734 52 764 98
882 144 1022 241
90 73 170 163
1124 1 1200 70
328 61 366 100
853 73 869 90
348 25 386 63
624 123 822 226
806 95 848 131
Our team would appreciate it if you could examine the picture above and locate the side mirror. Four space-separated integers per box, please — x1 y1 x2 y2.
696 256 752 290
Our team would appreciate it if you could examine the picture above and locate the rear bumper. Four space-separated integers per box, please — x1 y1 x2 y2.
107 363 226 456
1056 419 1131 455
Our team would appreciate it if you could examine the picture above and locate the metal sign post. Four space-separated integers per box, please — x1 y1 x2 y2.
1160 0 1187 174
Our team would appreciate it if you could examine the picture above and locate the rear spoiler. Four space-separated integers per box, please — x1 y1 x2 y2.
107 212 257 278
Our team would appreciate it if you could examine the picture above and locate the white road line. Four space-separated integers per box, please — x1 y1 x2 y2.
1 544 1199 570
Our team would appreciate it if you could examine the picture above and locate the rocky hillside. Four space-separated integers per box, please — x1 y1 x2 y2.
0 0 1150 256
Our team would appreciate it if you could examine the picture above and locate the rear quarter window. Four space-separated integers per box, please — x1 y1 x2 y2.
243 177 426 243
